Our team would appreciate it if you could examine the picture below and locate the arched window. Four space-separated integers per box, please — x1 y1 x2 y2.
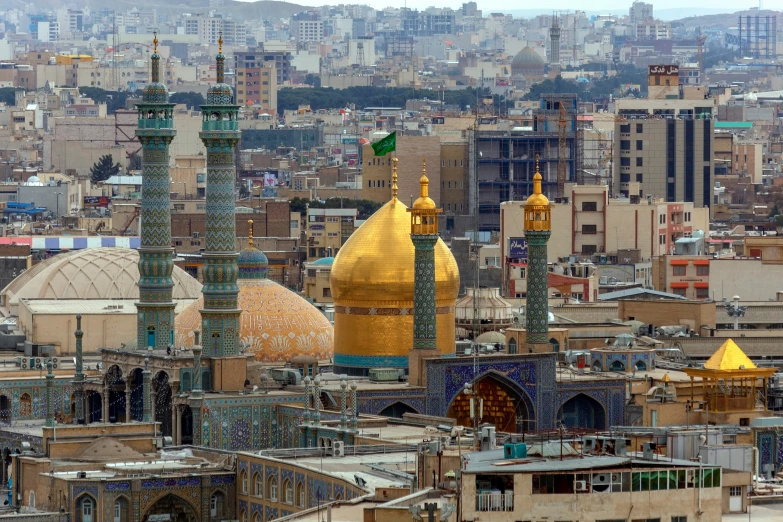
284 479 293 504
635 360 647 371
210 491 225 518
113 498 129 522
610 360 626 372
508 338 517 355
240 510 247 522
181 371 191 393
253 513 261 522
268 475 278 502
19 393 32 418
240 470 248 494
297 482 305 507
253 472 263 497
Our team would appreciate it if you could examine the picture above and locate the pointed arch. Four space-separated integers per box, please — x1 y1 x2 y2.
557 393 607 430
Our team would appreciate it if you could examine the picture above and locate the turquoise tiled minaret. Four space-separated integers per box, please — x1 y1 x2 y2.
199 34 242 358
407 158 441 350
523 156 552 348
135 32 177 350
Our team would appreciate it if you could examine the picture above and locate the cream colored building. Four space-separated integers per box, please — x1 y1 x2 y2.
303 257 334 303
500 185 710 263
305 208 357 261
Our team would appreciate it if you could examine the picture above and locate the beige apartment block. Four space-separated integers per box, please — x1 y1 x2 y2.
652 255 711 299
733 141 763 184
361 135 442 206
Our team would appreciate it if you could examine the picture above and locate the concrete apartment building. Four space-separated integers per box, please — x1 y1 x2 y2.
234 48 292 86
305 207 358 261
500 185 710 262
440 142 469 214
292 17 324 42
235 61 277 113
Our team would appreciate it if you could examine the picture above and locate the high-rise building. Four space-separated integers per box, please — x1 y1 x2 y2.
614 97 715 209
522 158 551 351
234 48 291 86
629 1 654 23
198 34 242 358
292 16 324 42
134 33 177 349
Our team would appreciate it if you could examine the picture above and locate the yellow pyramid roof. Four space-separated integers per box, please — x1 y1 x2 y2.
703 339 756 371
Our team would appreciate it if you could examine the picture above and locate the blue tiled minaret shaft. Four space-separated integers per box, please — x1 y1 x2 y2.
135 32 177 350
72 314 84 423
199 34 242 358
523 156 552 347
407 159 441 350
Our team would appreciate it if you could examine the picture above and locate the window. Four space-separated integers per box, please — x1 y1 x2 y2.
673 266 686 276
672 288 686 297
696 288 709 299
636 173 643 182
113 499 125 522
285 479 293 504
636 157 643 167
254 473 263 497
637 123 643 133
660 215 666 224
581 201 597 212
621 174 630 183
696 266 708 276
241 510 247 522
297 482 305 507
620 124 630 133
210 492 225 517
672 517 687 522
269 476 278 501
636 140 643 150
81 498 94 522
620 140 631 151
582 224 597 235
729 486 743 496
621 157 630 167
322 288 332 298
241 470 248 493
581 245 597 255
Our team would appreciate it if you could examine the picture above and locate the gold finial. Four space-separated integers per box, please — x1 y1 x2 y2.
535 154 540 175
419 158 429 198
248 219 254 248
153 31 158 53
218 32 223 54
392 157 398 199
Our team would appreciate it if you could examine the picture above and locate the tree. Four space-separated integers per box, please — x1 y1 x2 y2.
769 204 780 218
90 155 121 184
169 91 206 109
303 74 321 88
128 152 142 171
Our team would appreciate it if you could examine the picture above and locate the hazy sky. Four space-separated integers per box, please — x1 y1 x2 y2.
262 1 766 13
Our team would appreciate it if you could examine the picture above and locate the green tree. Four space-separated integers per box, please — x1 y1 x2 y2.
169 91 206 109
304 74 321 88
90 154 121 184
128 152 142 171
78 87 142 114
0 87 16 107
769 204 780 218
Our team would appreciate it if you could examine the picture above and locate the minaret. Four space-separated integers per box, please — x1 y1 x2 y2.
407 158 442 350
199 33 242 358
135 32 177 350
549 15 561 71
522 156 552 350
45 361 54 428
72 314 84 424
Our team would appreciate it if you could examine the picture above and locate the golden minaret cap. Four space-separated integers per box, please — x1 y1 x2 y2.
153 31 158 53
411 157 437 211
392 157 398 200
216 31 225 84
218 32 223 54
248 219 254 248
524 154 551 230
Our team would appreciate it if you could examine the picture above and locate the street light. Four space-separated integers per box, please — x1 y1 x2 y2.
724 295 747 331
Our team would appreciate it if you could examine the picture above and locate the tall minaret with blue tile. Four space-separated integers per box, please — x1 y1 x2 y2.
407 158 441 350
523 156 552 349
199 34 242 357
135 32 177 349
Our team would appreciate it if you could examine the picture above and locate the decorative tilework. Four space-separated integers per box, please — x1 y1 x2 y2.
411 234 438 350
525 231 551 345
307 477 332 508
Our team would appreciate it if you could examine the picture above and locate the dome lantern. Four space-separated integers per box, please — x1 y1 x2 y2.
524 155 551 232
408 158 440 234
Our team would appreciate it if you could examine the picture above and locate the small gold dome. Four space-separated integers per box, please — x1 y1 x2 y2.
525 172 550 207
412 174 436 210
175 279 333 362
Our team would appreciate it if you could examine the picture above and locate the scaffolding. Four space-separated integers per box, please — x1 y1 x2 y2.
737 15 776 60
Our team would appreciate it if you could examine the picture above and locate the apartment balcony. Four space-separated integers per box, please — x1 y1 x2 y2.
475 491 513 512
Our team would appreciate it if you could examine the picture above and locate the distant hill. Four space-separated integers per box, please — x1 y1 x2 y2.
5 0 309 20
670 9 782 31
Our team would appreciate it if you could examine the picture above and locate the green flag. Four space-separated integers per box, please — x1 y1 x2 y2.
371 131 396 156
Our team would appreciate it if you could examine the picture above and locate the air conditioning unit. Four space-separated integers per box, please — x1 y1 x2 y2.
643 442 657 460
76 471 87 479
574 480 588 492
20 358 28 370
439 435 451 448
333 440 345 457
50 358 58 370
583 436 597 452
592 473 612 492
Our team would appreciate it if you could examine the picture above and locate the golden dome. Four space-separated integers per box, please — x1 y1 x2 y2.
330 194 459 370
525 172 550 207
175 279 333 362
412 161 436 210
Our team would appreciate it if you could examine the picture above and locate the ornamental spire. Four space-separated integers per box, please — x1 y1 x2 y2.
533 153 542 194
216 31 225 84
419 158 429 198
248 219 254 248
392 157 398 200
151 31 160 84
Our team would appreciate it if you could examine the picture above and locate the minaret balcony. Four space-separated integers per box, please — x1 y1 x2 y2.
201 120 239 132
138 118 174 129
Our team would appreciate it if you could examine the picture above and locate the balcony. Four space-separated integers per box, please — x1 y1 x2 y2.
202 120 239 131
138 118 173 129
475 491 513 512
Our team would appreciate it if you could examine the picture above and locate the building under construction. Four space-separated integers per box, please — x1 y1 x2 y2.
737 14 777 60
470 94 577 232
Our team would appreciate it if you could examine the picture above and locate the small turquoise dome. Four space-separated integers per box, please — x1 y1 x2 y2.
206 83 234 105
311 257 334 266
238 245 268 280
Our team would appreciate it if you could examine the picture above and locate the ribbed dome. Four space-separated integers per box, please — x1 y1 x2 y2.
330 198 459 304
330 196 459 369
511 46 545 75
0 247 201 314
175 279 333 362
206 83 234 105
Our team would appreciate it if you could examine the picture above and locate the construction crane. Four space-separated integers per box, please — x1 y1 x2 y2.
697 27 707 78
557 102 567 197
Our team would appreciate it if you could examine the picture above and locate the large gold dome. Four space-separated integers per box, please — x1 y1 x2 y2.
175 279 334 362
330 196 459 374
